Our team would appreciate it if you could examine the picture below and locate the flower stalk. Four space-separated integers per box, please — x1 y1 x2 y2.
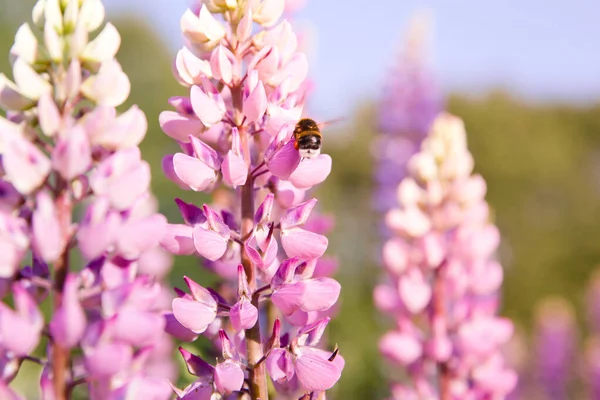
160 1 343 399
0 0 176 398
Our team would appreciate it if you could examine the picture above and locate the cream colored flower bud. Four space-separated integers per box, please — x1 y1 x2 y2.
44 23 64 62
63 0 80 31
0 74 35 111
44 0 64 33
397 178 422 207
408 152 438 183
252 0 285 27
181 6 226 52
32 0 46 28
79 0 105 32
12 58 52 101
10 24 39 65
81 23 121 63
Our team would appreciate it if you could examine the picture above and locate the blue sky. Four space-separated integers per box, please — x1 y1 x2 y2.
105 0 600 121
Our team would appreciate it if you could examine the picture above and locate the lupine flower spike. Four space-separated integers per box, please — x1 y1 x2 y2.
375 113 517 399
0 0 175 398
160 1 343 399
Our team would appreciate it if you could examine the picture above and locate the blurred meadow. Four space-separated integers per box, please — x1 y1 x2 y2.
1 0 600 398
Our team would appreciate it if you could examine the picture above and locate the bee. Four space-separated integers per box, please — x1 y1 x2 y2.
293 118 322 159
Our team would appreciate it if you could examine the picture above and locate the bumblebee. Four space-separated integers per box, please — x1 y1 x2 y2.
293 118 322 159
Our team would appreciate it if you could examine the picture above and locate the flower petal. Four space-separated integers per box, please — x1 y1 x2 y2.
289 154 332 189
172 297 217 334
281 227 328 259
267 139 300 179
294 346 342 392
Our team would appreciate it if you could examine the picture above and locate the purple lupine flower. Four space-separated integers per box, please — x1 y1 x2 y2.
375 113 517 399
373 13 444 216
161 1 342 398
0 0 175 398
533 297 577 400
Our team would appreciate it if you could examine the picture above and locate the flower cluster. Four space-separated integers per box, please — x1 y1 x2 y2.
159 1 343 399
374 113 517 399
532 298 577 400
0 0 175 398
372 13 444 216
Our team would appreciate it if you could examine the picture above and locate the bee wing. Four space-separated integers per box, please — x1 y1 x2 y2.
317 117 345 129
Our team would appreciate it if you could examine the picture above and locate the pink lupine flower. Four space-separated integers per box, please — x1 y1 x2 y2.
266 318 343 392
375 112 516 398
49 274 86 348
160 1 341 398
172 276 219 334
0 283 43 356
0 0 177 397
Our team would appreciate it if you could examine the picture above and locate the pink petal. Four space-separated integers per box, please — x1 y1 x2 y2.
90 148 150 210
190 135 222 170
113 308 165 346
0 304 41 355
249 46 279 82
173 153 217 191
254 193 274 224
192 225 229 261
279 198 317 230
77 198 121 260
115 214 168 259
276 179 306 208
373 284 401 314
230 297 258 331
95 105 147 150
281 227 328 259
164 312 198 342
49 274 85 348
470 260 503 295
210 45 233 85
172 297 217 334
162 155 192 190
85 342 133 378
379 331 423 365
175 198 206 226
301 278 340 312
398 268 432 314
297 317 330 347
313 256 338 278
267 139 301 179
179 347 214 379
214 360 244 395
266 348 294 382
190 85 225 126
37 93 60 136
382 239 409 275
272 282 304 315
386 207 432 238
289 154 332 189
51 125 92 180
294 346 342 392
183 276 219 307
271 257 302 287
221 150 248 188
2 134 51 195
160 224 195 255
243 80 267 122
31 190 64 263
160 111 203 143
